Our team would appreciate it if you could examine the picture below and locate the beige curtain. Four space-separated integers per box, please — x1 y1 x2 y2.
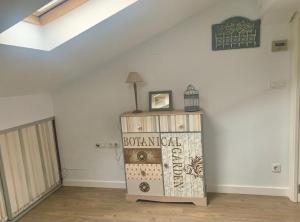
37 121 60 189
20 126 47 201
0 131 30 217
0 119 61 219
0 189 6 222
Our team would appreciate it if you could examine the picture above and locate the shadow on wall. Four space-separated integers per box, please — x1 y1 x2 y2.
202 114 220 187
202 84 289 188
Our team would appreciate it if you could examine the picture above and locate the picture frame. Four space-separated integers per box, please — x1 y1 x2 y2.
149 91 173 111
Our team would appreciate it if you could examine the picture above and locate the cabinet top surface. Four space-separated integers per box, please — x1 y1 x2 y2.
121 110 204 117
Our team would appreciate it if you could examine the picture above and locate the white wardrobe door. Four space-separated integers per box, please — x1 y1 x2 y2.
0 131 30 217
0 189 6 222
20 126 47 201
37 121 60 189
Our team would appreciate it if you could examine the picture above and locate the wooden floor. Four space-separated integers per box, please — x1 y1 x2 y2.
19 187 300 222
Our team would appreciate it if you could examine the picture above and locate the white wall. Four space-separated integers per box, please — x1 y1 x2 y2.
0 93 54 130
53 0 291 195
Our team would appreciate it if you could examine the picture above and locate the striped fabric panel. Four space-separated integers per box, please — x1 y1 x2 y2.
0 131 30 217
0 119 61 220
0 189 7 222
37 121 60 190
46 121 60 185
20 126 47 202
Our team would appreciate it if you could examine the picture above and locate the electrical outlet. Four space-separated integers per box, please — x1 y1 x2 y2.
272 163 281 173
107 141 120 148
95 141 120 149
95 143 105 149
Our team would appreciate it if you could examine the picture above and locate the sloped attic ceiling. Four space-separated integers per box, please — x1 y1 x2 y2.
0 0 50 33
0 0 139 51
1 0 298 97
259 0 300 23
0 0 222 97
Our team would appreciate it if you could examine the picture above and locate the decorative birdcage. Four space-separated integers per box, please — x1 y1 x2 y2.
184 85 200 112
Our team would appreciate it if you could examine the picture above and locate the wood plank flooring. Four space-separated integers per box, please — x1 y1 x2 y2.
19 187 300 222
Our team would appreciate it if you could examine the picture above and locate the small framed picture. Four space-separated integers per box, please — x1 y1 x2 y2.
149 91 173 111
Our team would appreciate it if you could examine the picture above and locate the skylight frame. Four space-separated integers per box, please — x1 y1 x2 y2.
24 0 89 26
34 0 67 17
0 0 139 51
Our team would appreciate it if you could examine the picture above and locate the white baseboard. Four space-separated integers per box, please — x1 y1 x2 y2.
207 184 288 197
63 179 126 189
63 180 288 197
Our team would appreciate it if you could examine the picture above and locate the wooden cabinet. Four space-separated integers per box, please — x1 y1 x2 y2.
121 111 206 206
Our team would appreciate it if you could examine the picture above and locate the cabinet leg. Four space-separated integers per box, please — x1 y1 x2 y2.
193 197 207 206
126 195 138 202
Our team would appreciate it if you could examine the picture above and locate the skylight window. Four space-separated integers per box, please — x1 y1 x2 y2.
35 0 66 16
0 0 138 51
24 0 89 26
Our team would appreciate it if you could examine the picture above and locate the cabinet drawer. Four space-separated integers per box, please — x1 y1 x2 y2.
127 180 164 196
121 116 159 133
159 114 201 132
124 148 161 164
125 164 163 181
125 164 163 196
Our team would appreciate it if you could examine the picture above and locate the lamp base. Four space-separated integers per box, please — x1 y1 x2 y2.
132 110 143 113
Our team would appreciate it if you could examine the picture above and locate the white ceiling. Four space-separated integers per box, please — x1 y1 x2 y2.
260 0 300 23
0 0 50 33
0 0 138 51
0 0 223 97
0 0 298 97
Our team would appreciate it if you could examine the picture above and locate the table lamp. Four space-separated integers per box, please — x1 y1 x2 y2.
126 72 144 113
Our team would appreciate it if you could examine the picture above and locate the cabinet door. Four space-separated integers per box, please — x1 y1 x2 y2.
161 133 205 197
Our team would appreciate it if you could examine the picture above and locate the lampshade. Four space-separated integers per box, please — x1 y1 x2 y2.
126 72 144 83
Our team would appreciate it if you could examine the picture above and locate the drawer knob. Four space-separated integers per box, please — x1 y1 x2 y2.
164 163 169 169
137 151 147 162
138 126 142 131
139 182 150 193
179 125 184 129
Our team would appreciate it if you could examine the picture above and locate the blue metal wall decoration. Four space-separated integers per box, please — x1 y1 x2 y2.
212 16 261 51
